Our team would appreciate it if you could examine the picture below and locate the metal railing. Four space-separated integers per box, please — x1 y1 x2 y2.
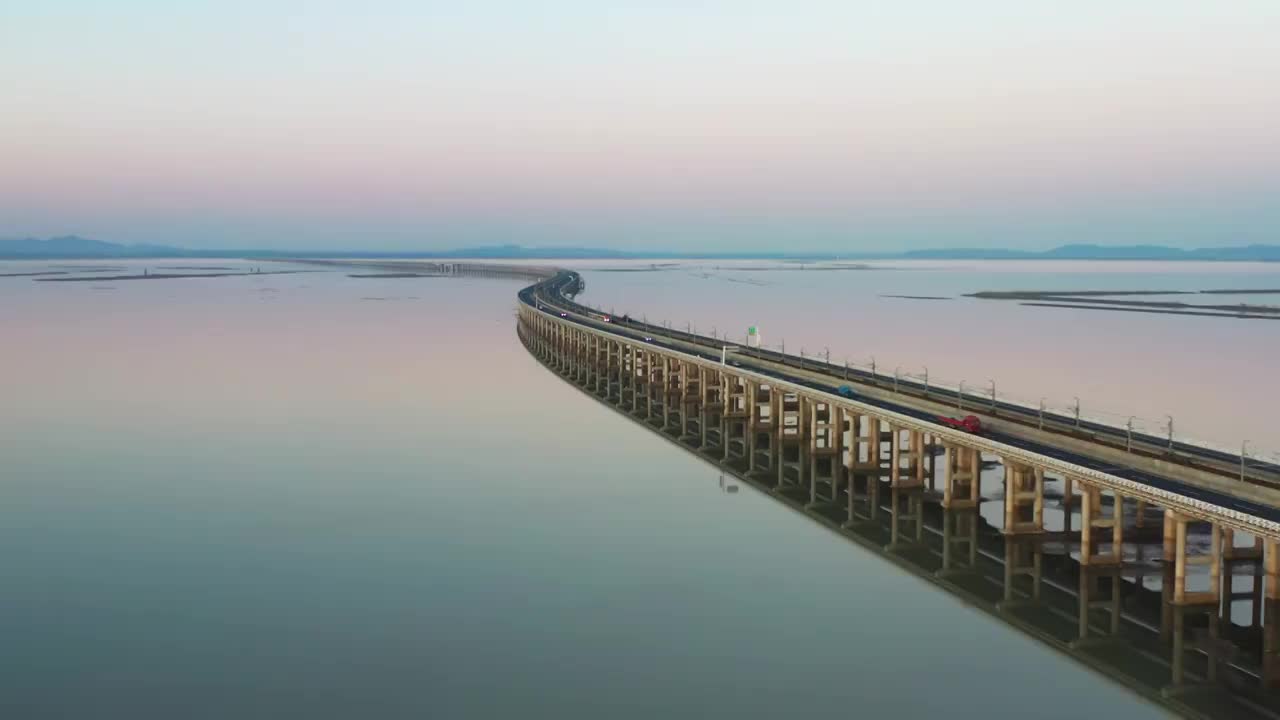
540 272 1280 484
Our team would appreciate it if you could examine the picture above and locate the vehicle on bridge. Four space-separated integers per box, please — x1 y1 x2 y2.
836 385 857 399
938 414 983 434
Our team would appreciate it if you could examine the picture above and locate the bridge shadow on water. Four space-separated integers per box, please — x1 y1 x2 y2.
519 323 1280 720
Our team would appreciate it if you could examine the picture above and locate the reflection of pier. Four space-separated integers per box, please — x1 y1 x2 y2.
517 274 1280 719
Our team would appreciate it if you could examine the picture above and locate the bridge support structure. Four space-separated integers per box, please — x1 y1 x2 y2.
942 443 982 510
515 297 1280 707
1080 483 1124 566
807 401 844 508
1003 461 1045 535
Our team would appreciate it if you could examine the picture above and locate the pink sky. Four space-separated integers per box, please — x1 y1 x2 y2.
3 2 1278 250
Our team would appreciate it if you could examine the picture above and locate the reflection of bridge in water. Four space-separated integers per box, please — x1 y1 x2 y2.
508 268 1280 720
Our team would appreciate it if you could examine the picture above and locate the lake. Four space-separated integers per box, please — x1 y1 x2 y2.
0 259 1185 718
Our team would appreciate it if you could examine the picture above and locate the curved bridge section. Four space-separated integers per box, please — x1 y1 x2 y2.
517 270 1280 713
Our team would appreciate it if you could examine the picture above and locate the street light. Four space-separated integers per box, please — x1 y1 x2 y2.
1242 440 1250 482
958 381 965 410
894 366 901 393
824 346 830 365
1125 416 1135 451
922 366 929 395
1038 398 1046 429
869 356 877 384
1166 415 1175 451
988 379 996 410
1072 397 1081 428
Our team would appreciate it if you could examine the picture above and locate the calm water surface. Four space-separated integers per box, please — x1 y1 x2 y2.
2 261 1168 718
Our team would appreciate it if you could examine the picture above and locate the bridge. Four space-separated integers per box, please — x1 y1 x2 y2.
512 268 1280 719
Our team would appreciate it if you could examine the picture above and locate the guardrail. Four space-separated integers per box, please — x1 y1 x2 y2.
530 270 1280 489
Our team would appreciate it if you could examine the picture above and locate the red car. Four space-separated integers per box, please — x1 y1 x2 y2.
938 414 983 434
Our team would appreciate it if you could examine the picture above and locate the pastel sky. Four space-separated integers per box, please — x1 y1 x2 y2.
3 1 1279 251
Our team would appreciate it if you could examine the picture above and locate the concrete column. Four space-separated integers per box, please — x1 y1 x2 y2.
809 405 845 505
889 425 900 486
770 388 784 483
926 433 937 492
1062 479 1074 534
1264 540 1280 688
809 401 820 505
699 366 711 451
1170 513 1221 607
666 357 680 432
1001 461 1045 535
942 444 980 510
1079 485 1122 566
833 408 846 504
775 391 788 487
721 373 734 462
678 361 689 438
630 346 640 413
910 430 925 487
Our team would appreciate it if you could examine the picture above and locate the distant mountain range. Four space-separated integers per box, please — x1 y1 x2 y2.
2 236 1279 261
0 235 198 258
